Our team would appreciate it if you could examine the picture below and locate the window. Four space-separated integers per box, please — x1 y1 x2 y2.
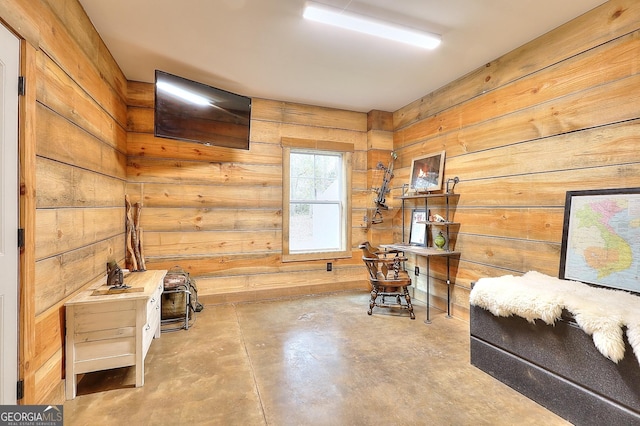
282 138 353 262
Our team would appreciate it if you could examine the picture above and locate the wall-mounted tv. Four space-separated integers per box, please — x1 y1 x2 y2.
154 70 251 150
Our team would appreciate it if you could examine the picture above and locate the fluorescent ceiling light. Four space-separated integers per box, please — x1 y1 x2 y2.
303 1 441 50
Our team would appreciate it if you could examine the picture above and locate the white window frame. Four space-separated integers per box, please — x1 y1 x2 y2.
282 137 353 262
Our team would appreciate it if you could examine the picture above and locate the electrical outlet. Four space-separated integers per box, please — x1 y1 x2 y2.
415 266 420 276
327 262 332 271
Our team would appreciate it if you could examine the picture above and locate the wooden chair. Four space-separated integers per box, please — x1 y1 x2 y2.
359 242 415 319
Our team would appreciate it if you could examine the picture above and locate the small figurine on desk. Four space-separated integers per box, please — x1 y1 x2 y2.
107 260 129 290
433 213 447 223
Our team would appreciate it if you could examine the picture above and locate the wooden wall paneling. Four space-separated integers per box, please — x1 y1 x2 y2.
127 81 154 108
140 207 282 232
34 307 64 375
37 0 127 125
196 266 366 295
0 0 42 47
127 84 369 301
127 158 282 186
127 133 283 164
250 120 367 149
34 234 125 315
139 183 282 209
351 170 367 193
364 229 394 248
445 234 561 278
35 157 126 208
352 150 368 177
352 226 369 246
453 165 640 208
143 230 281 257
395 30 640 151
127 106 153 133
351 190 375 211
36 52 127 153
352 210 368 229
367 130 393 150
367 110 394 132
450 118 640 181
392 1 640 320
455 208 563 242
43 0 128 102
3 0 129 404
35 207 124 259
409 210 561 279
35 158 73 207
147 251 363 277
393 0 640 130
145 254 283 278
34 348 64 404
19 40 38 404
36 103 127 178
251 98 367 132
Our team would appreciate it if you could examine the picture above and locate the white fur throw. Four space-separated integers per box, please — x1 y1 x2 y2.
470 271 640 365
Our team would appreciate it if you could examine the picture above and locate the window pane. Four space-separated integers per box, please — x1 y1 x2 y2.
285 147 350 258
315 155 339 180
290 152 341 202
291 176 314 200
290 153 314 178
289 203 341 252
314 154 340 201
290 153 314 200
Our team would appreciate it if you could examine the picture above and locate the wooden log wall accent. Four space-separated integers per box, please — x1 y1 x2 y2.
127 87 370 303
391 0 640 321
1 0 127 404
364 111 395 247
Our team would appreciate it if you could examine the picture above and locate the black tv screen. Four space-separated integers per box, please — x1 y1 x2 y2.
154 70 251 150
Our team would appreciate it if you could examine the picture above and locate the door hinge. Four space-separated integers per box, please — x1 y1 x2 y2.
17 380 24 400
18 228 24 248
18 76 25 96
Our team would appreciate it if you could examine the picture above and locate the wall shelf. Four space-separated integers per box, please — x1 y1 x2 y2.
384 191 460 324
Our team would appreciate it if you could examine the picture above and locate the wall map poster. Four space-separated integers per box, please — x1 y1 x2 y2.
560 188 640 293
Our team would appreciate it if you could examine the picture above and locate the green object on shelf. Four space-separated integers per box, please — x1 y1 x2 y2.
434 231 446 249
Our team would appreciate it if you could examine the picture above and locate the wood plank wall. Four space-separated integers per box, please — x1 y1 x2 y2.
365 111 396 247
391 0 640 321
126 89 370 303
2 0 636 405
1 0 127 404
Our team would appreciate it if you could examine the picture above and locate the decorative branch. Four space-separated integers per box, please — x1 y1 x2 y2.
125 194 138 271
134 202 145 271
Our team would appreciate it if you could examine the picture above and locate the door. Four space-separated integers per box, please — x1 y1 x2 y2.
0 23 19 405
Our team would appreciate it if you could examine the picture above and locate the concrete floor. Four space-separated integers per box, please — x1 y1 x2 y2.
64 291 570 425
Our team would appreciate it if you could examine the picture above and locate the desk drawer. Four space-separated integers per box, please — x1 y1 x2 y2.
142 311 159 358
143 280 163 357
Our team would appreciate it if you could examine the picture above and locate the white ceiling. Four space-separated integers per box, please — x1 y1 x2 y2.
78 0 607 113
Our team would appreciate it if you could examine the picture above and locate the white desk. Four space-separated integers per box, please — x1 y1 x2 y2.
65 270 167 399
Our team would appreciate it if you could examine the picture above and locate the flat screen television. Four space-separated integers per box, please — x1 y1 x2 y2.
154 70 251 150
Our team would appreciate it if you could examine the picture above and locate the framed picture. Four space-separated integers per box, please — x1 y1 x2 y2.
559 187 640 294
410 151 446 193
409 209 427 246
